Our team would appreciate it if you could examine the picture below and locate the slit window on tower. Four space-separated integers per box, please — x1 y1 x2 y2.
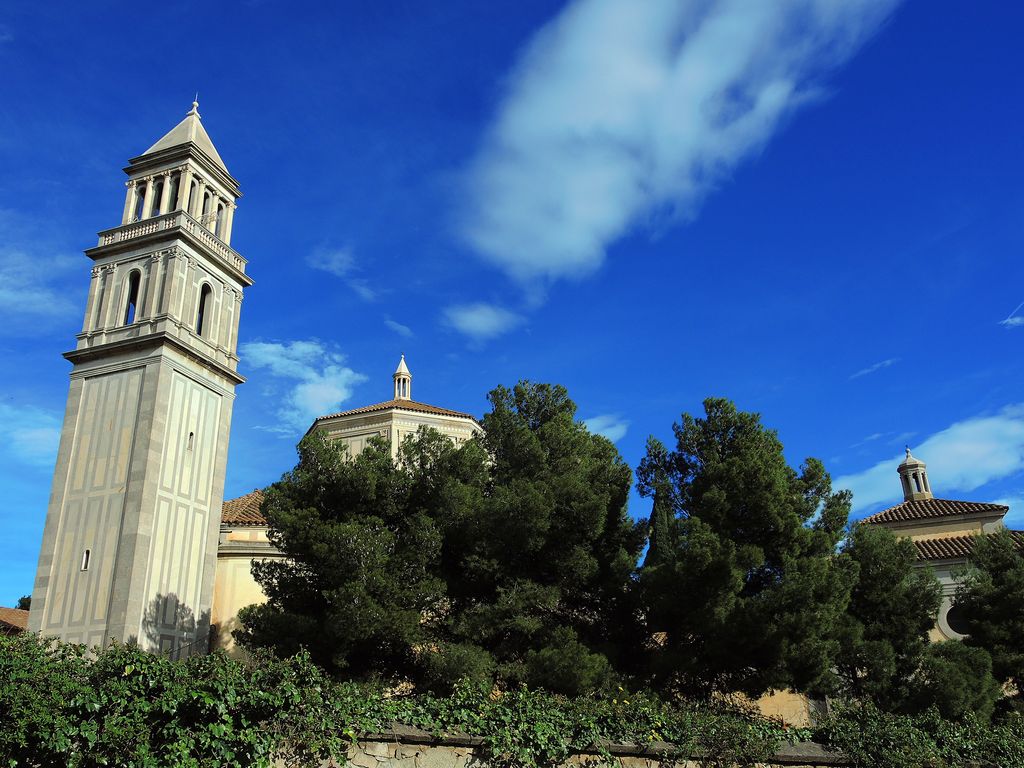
80 549 91 571
123 270 141 325
202 192 212 227
187 180 197 215
196 284 212 337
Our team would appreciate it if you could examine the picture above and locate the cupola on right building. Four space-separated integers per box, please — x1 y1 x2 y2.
862 448 1023 641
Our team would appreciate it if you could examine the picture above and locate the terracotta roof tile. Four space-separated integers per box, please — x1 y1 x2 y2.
314 399 477 422
221 489 267 526
862 498 1007 525
0 607 29 633
913 531 1024 561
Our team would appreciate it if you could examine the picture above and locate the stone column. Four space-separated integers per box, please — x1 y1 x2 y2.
140 252 163 320
102 265 121 329
222 202 236 244
194 178 207 220
228 290 242 356
163 250 184 325
158 172 172 216
140 178 155 219
122 181 138 225
82 266 103 333
177 167 193 213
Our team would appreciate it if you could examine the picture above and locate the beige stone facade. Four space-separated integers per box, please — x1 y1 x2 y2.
28 103 252 655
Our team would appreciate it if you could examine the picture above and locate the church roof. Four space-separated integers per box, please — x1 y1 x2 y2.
913 531 1024 561
221 488 267 526
143 101 228 172
862 498 1008 525
0 606 29 634
314 398 477 422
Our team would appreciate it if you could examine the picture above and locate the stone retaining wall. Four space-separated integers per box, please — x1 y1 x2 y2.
335 725 849 768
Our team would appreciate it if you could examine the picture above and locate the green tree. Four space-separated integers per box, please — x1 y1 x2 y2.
907 641 1001 720
835 523 942 708
16 594 31 611
637 398 855 698
954 528 1024 708
437 382 645 694
236 430 460 682
239 381 645 695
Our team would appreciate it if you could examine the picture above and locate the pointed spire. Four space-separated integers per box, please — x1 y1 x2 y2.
393 355 412 400
141 100 229 172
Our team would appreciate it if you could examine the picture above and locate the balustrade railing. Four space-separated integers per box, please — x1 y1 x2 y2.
97 211 246 272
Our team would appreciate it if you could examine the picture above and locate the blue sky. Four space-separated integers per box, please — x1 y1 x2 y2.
2 0 1023 604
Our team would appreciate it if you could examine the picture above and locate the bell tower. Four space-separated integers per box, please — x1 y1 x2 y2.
898 447 933 502
28 102 254 655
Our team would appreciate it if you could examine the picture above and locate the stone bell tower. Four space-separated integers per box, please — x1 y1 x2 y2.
28 102 253 655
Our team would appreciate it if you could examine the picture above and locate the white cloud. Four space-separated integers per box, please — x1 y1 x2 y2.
384 318 414 338
443 303 523 342
837 404 1024 515
850 357 900 379
0 248 80 320
0 403 61 467
240 340 367 433
460 0 898 287
584 413 630 443
306 247 377 302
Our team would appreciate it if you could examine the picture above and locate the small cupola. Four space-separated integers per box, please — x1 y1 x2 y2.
393 355 412 400
898 447 933 501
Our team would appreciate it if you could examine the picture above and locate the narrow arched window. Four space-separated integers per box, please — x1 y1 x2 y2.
81 549 91 571
151 180 164 217
196 284 212 337
187 180 197 215
202 192 212 227
214 203 225 237
123 270 141 324
166 174 180 213
134 184 147 221
913 474 922 493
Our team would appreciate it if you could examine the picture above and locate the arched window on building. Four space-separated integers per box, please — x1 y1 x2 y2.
123 270 141 325
196 283 212 337
202 192 212 228
151 179 164 217
134 184 147 222
214 203 225 238
187 180 197 216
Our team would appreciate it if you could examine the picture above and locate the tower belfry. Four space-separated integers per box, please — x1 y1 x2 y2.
898 447 933 502
28 103 253 654
393 354 412 400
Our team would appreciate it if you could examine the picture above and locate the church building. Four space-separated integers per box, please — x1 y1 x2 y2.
861 449 1024 641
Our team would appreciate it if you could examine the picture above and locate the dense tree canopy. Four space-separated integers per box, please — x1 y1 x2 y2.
834 523 942 708
636 398 856 698
239 381 644 695
954 528 1024 711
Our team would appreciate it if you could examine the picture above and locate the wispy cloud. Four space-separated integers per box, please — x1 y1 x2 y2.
837 404 1024 514
240 340 367 433
0 403 61 468
999 300 1024 328
850 357 900 379
0 248 80 322
306 247 378 302
443 302 523 343
460 0 899 289
384 318 414 338
584 413 630 443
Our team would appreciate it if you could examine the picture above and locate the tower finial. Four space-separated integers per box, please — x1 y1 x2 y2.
188 95 200 117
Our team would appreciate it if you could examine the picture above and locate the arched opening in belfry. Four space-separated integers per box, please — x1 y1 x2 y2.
124 270 141 325
214 203 225 238
202 192 212 228
167 173 180 213
196 283 213 337
151 179 164 217
187 180 197 215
